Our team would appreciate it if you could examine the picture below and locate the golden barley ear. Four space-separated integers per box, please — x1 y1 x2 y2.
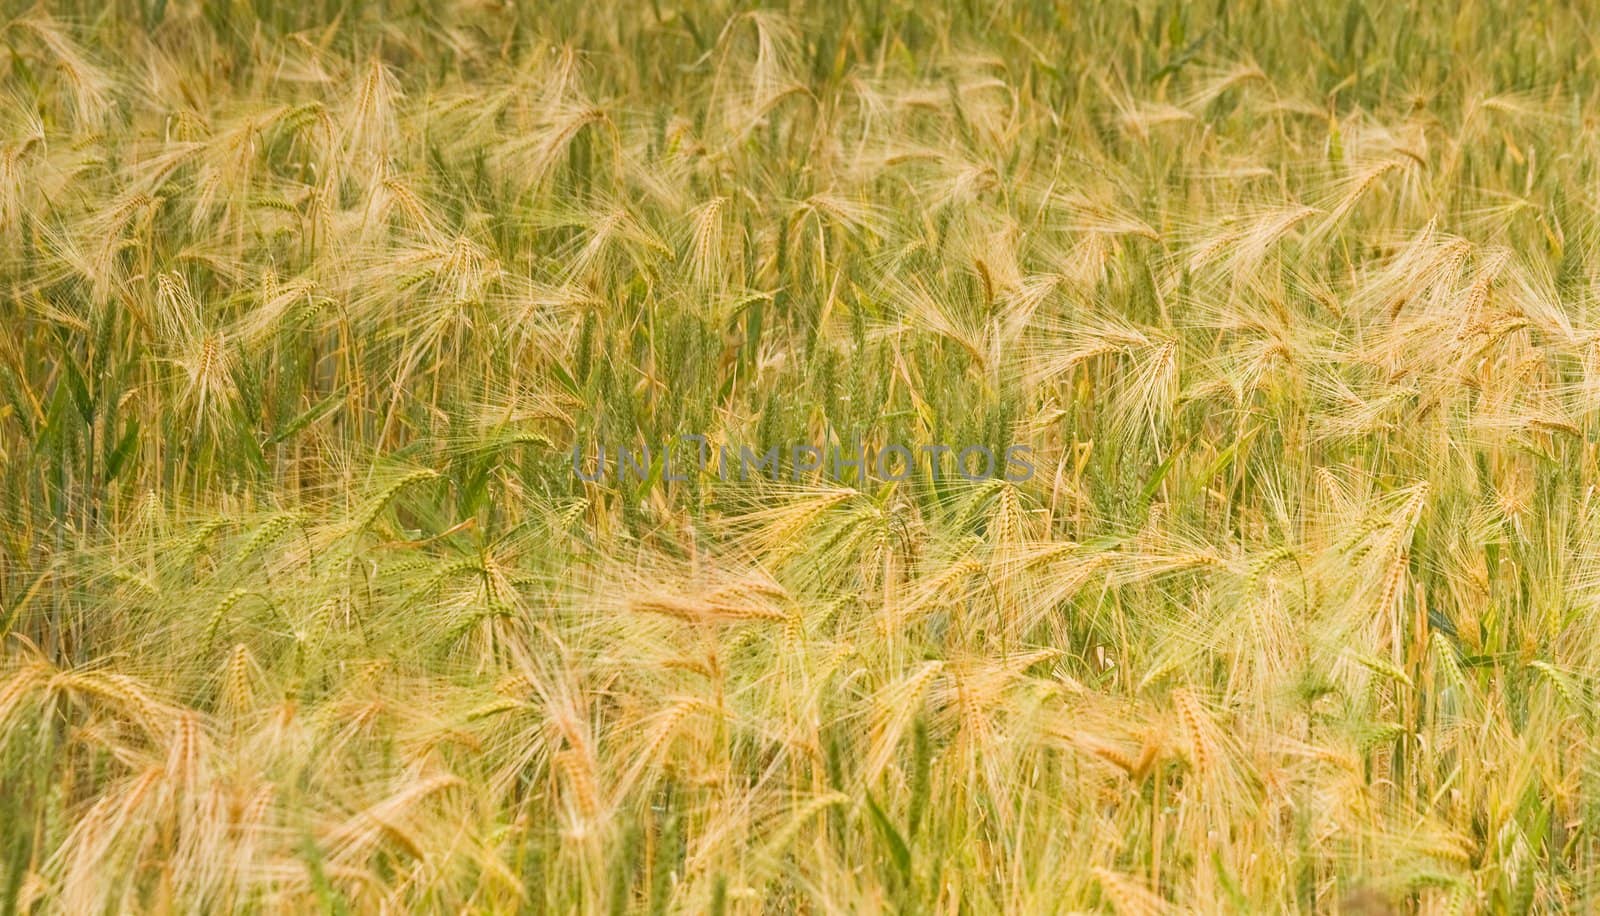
1092 866 1171 916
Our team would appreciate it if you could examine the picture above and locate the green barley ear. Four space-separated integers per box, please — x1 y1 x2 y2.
238 511 301 562
353 469 441 536
907 715 931 840
220 642 256 720
204 587 250 646
177 516 233 566
1529 660 1588 710
1356 720 1407 753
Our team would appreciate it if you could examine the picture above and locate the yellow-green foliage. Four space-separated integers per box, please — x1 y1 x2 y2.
3 0 1600 912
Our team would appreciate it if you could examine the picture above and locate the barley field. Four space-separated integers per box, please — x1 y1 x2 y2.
5 1 1600 912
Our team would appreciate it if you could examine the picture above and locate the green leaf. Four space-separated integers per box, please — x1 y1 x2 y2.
267 390 345 446
62 358 93 425
548 360 582 399
103 420 140 482
865 792 912 884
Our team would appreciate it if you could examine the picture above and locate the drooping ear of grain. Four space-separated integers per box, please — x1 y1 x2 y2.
2 1 1599 911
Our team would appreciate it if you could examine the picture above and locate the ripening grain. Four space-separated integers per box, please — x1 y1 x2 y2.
1 1 1598 913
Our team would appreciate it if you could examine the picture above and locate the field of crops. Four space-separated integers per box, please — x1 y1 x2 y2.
4 1 1600 911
